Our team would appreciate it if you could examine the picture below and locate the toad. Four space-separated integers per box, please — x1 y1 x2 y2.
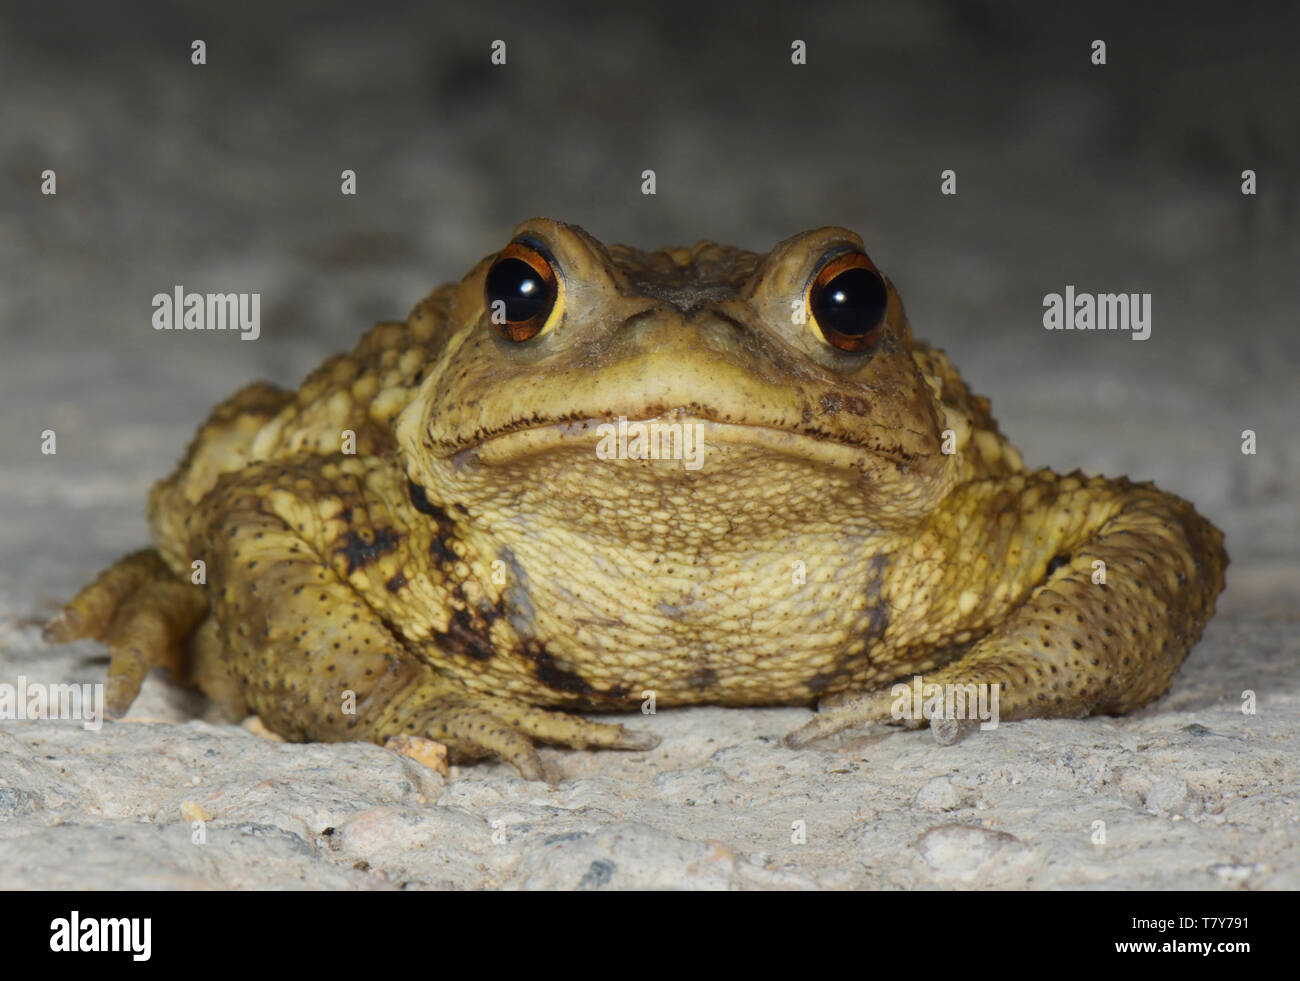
45 219 1227 778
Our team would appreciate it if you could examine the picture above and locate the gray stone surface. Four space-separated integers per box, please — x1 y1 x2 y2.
2 1 1297 889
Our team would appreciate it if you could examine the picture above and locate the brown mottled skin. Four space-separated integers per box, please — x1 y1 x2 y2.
45 218 1227 780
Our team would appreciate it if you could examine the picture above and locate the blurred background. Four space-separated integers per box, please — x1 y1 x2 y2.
2 0 1297 618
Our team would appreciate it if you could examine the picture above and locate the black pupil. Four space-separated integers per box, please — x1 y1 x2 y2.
486 257 548 322
814 267 887 337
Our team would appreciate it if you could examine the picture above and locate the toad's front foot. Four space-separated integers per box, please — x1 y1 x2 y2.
372 690 660 782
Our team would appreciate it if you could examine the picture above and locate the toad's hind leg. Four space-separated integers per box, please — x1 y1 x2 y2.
787 473 1227 746
201 473 657 780
43 549 208 717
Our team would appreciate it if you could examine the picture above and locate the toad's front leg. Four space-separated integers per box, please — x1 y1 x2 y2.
194 460 659 779
50 458 656 779
787 470 1227 745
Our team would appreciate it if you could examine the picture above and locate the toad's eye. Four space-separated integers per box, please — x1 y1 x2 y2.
485 242 559 341
808 251 888 353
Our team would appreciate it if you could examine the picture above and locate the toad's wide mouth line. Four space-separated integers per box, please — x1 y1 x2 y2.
441 411 920 468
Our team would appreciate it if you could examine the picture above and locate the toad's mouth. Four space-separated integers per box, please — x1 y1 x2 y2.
442 409 923 471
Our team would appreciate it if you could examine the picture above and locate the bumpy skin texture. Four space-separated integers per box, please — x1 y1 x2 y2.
46 218 1228 779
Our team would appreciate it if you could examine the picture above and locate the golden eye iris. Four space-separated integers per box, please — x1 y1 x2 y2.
485 241 558 342
808 251 888 353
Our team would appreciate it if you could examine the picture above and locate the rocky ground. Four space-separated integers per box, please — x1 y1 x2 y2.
1 0 1296 889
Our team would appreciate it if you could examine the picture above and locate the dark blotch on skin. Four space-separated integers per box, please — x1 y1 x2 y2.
407 477 452 521
1046 554 1071 577
429 535 460 569
497 547 538 636
809 553 891 695
819 393 842 415
805 671 843 695
819 394 873 418
864 604 888 644
863 554 890 644
433 605 497 661
335 528 400 575
385 572 406 593
412 481 463 569
688 667 718 689
525 642 594 695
